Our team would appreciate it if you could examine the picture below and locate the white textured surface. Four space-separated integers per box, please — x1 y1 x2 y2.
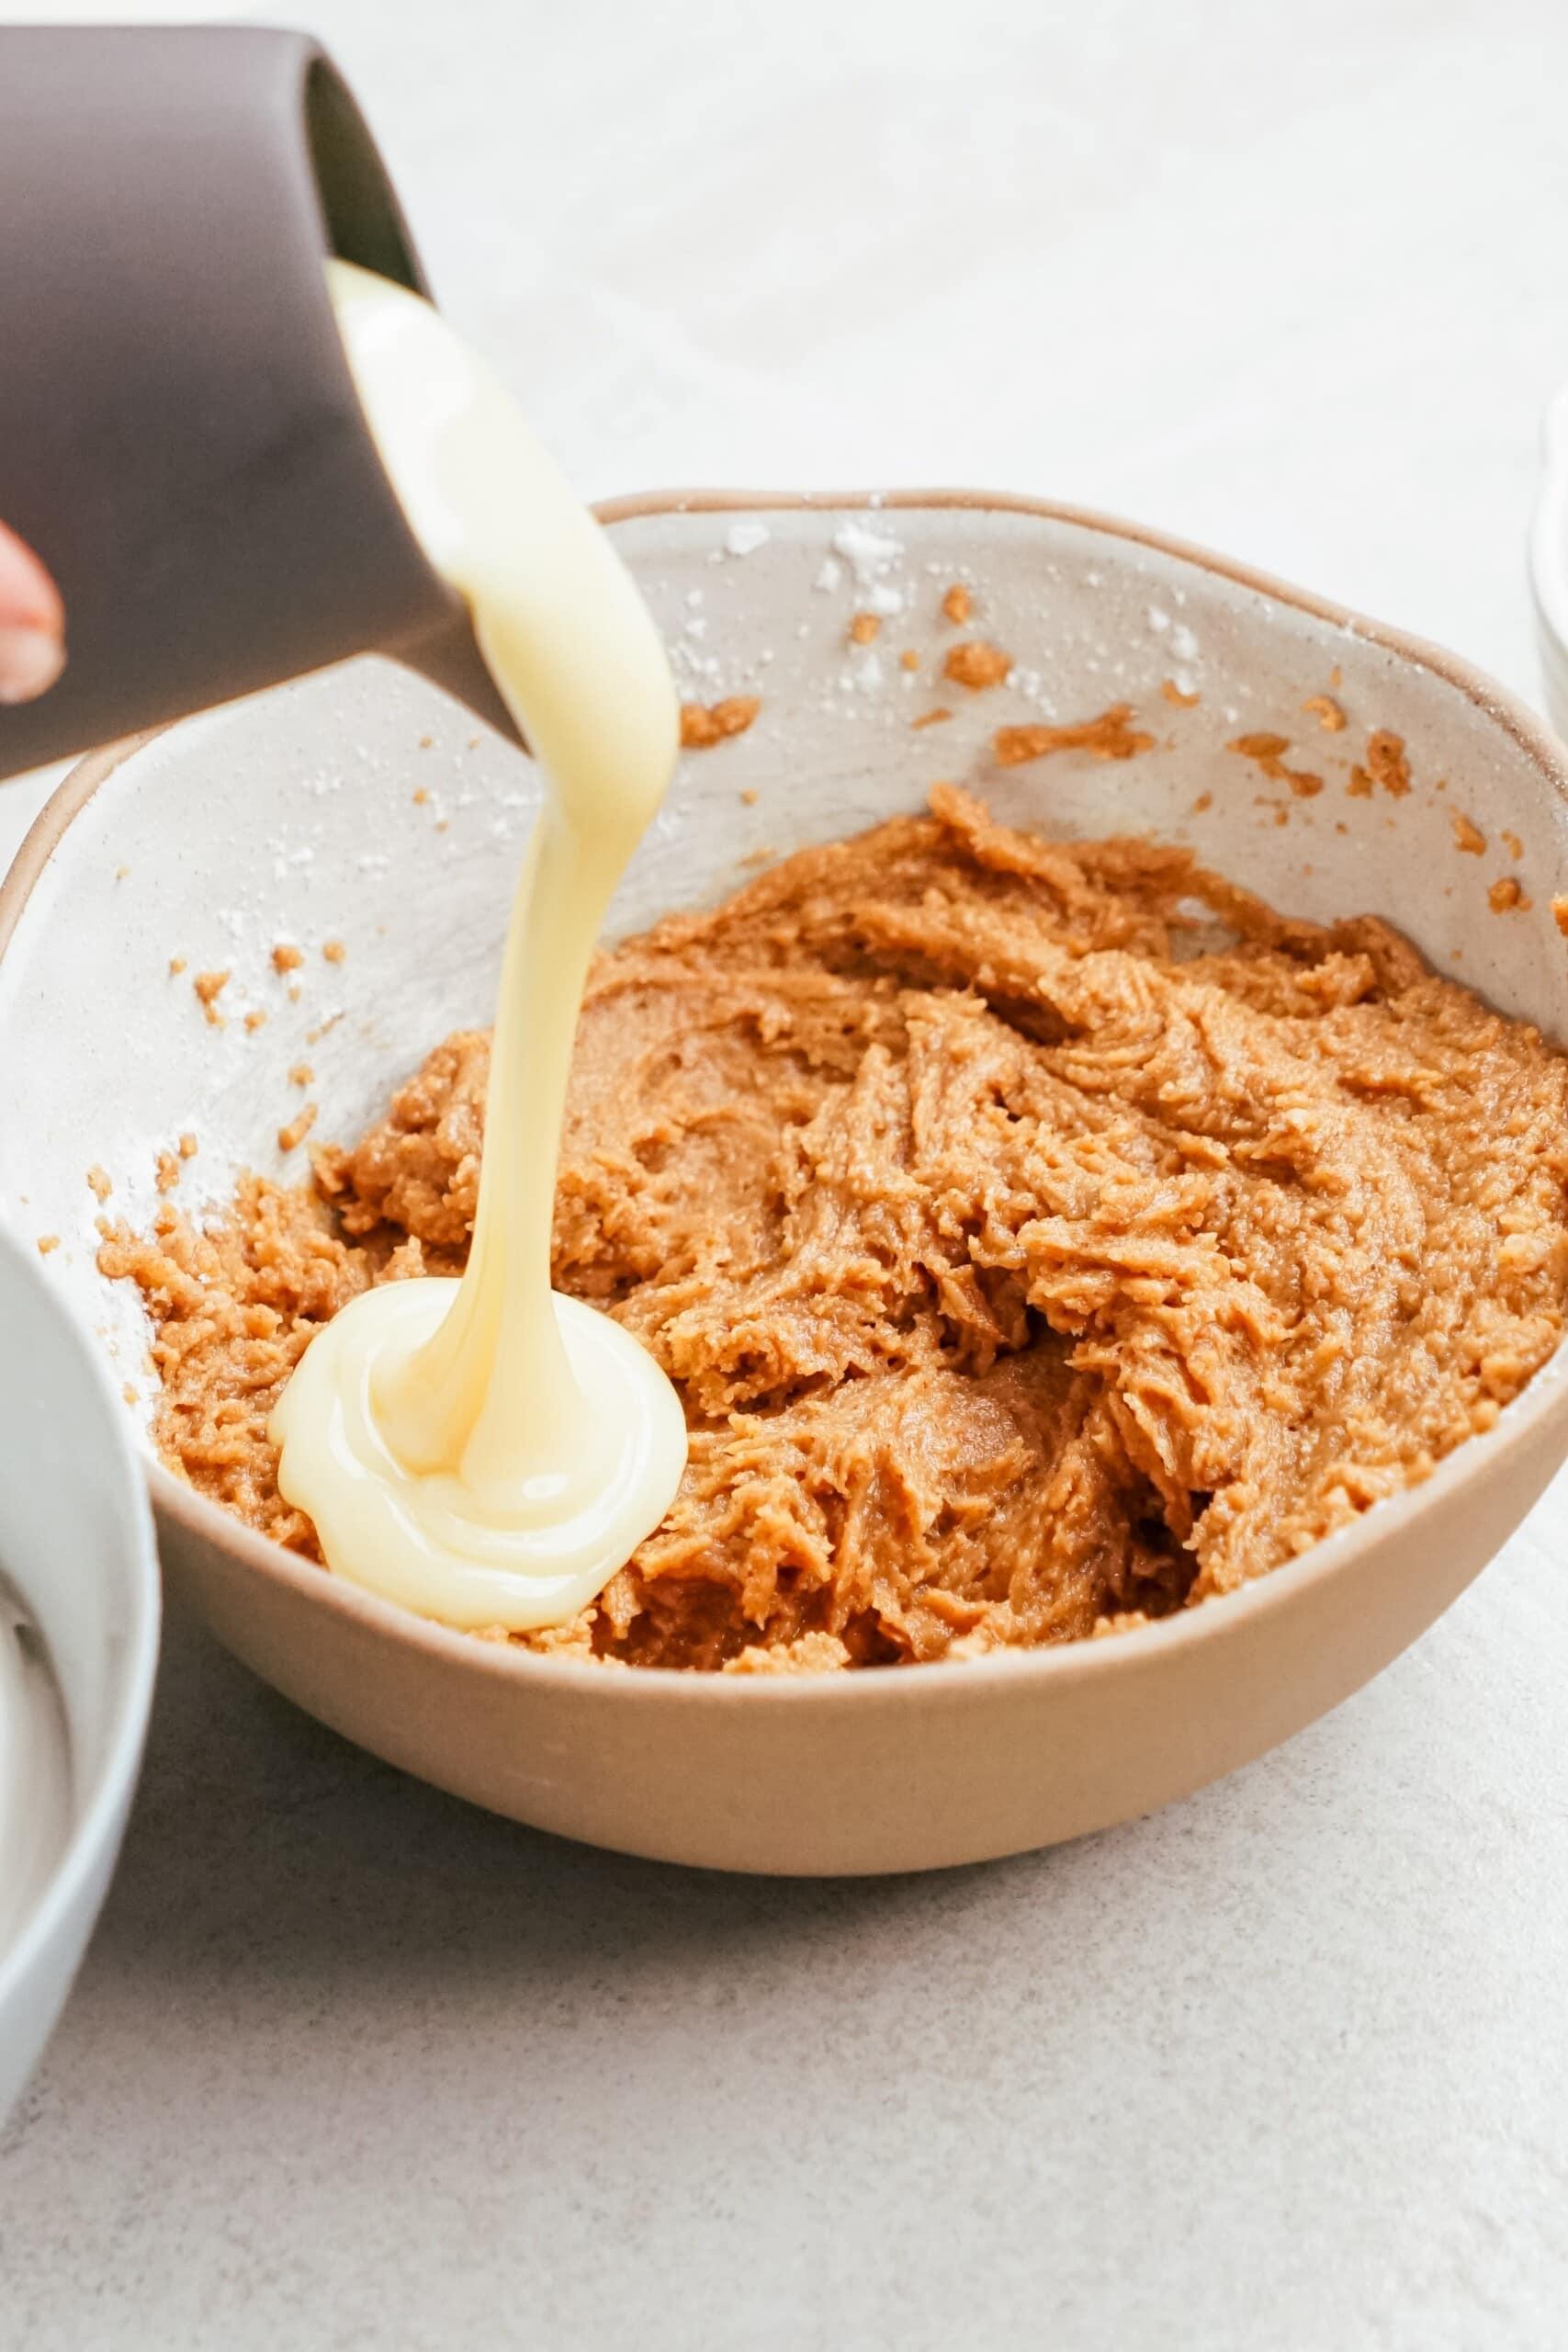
3 0 1568 2343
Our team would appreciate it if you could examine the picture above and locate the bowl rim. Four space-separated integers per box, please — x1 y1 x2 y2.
0 1217 160 2014
4 482 1567 1714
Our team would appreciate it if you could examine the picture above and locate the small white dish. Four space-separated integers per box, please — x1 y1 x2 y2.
0 1216 159 2116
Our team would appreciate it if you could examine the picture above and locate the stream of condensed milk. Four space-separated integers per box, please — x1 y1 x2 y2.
269 261 687 1631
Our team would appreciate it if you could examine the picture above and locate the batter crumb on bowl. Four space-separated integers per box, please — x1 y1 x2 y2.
1352 729 1412 800
679 696 761 749
277 1104 318 1153
193 969 229 1027
1368 729 1412 796
102 786 1568 1673
942 639 1011 690
1302 694 1347 732
1226 732 1323 799
994 706 1153 766
941 583 972 625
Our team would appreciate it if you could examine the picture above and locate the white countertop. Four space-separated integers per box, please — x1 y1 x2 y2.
4 1 1567 2344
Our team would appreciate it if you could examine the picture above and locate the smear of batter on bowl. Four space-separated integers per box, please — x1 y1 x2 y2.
103 785 1568 1672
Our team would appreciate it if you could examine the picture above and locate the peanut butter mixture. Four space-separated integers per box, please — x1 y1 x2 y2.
104 787 1568 1672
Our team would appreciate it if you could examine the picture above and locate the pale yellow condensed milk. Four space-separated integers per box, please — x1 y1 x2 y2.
270 262 687 1631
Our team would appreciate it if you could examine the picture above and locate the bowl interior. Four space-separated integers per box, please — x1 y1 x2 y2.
5 494 1568 1500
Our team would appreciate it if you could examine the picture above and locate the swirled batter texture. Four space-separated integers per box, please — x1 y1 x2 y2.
106 788 1568 1670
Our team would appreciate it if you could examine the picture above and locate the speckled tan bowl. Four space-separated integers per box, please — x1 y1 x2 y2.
4 492 1567 1876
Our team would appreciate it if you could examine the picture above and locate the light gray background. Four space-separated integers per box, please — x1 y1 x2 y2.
3 1 1568 2345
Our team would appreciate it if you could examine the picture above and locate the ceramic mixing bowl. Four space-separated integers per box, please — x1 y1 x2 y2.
0 1216 159 2114
2 492 1565 1876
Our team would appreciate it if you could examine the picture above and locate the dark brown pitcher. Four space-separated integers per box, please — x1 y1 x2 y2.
0 23 515 781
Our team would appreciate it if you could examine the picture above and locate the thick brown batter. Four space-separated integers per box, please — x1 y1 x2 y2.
105 786 1568 1670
